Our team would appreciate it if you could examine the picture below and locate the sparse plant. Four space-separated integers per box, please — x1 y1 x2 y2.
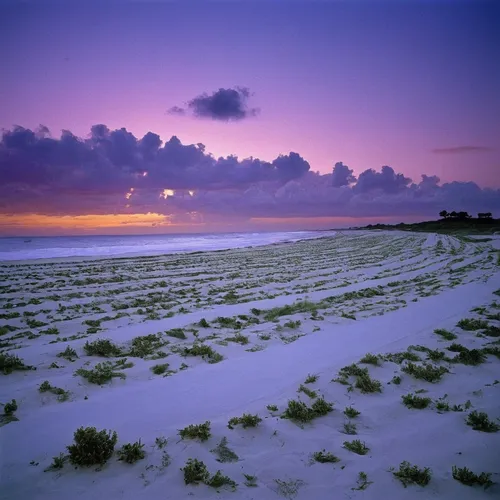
352 471 372 490
166 328 186 340
452 466 493 489
128 333 165 358
434 328 457 340
402 362 448 383
182 458 210 485
360 353 380 366
67 426 118 466
57 346 78 361
44 453 66 472
0 353 34 375
198 318 210 328
384 351 421 364
343 440 369 455
466 411 500 432
402 393 432 409
211 436 239 463
298 384 317 398
451 347 486 366
75 361 126 384
207 470 237 489
84 338 122 357
183 344 223 363
457 318 489 331
3 399 17 415
226 333 249 345
274 478 305 498
283 320 301 329
151 363 170 375
155 436 167 449
117 440 145 464
355 372 382 393
392 461 431 487
343 421 357 435
228 413 262 429
267 404 279 412
391 375 402 385
243 473 258 487
339 363 368 378
179 421 211 441
304 373 318 384
344 406 360 418
312 450 339 463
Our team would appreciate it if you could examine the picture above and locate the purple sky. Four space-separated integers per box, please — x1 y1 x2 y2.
0 1 499 234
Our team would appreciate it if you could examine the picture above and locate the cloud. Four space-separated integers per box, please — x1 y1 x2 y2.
1 124 499 224
170 87 259 121
432 146 494 154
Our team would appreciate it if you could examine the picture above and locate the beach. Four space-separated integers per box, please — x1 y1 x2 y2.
1 231 499 499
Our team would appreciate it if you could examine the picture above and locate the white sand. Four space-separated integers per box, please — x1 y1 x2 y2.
1 231 499 499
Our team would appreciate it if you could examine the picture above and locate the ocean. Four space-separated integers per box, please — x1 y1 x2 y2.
0 230 333 262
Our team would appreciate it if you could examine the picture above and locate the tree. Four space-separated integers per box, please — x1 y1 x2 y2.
478 212 492 219
449 211 458 218
439 210 449 219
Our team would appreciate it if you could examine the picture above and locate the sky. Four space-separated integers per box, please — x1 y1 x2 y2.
0 0 499 235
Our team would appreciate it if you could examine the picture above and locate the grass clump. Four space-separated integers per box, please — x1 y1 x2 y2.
228 413 262 429
57 346 78 361
129 333 165 358
384 351 421 364
0 353 34 375
343 439 369 455
360 353 380 366
179 421 211 441
457 318 489 331
243 473 258 487
75 361 126 384
281 398 333 423
183 344 224 363
352 472 373 491
355 372 382 393
339 363 368 378
283 320 301 329
44 453 66 472
67 426 118 466
182 458 210 484
343 422 357 435
466 411 500 432
390 375 402 385
451 347 486 366
344 406 360 418
117 440 145 464
207 470 237 489
298 384 317 398
3 399 17 415
434 328 457 340
211 437 239 463
304 373 318 384
150 363 170 375
84 338 122 357
226 333 249 345
38 380 70 401
267 404 279 412
312 450 340 463
392 461 431 487
402 362 448 383
452 466 493 489
402 393 432 409
198 318 210 328
166 328 186 340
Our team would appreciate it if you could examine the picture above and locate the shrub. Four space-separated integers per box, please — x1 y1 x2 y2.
466 411 500 432
3 399 17 415
179 421 211 441
447 343 467 352
344 406 360 418
343 439 369 455
425 349 446 362
57 346 78 361
182 458 210 484
198 318 210 328
392 461 431 487
38 381 70 401
311 398 333 416
166 328 186 340
298 384 317 398
457 318 489 331
283 320 301 329
243 474 258 487
434 328 457 340
183 344 223 363
84 339 122 357
129 333 164 358
312 450 339 463
210 437 239 463
339 363 368 378
355 372 382 393
360 353 380 366
484 325 500 337
226 333 249 345
44 453 66 472
0 353 34 375
304 373 318 384
384 351 421 364
451 466 493 489
402 393 432 409
117 440 145 464
267 404 278 412
151 363 170 375
67 427 118 466
207 470 237 489
228 413 262 429
451 348 486 366
402 362 448 383
391 375 402 385
75 362 126 384
343 422 357 434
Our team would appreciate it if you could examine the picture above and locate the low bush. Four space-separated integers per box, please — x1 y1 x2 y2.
117 440 145 464
392 461 431 487
402 393 432 409
355 372 382 393
343 439 369 455
451 466 493 489
84 339 122 357
0 353 34 375
67 426 118 466
402 362 448 383
466 411 500 432
179 421 211 441
228 413 262 429
312 450 339 463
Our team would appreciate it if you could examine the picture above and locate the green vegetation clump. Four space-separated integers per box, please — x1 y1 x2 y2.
402 362 448 383
384 351 421 364
151 363 170 375
183 344 223 363
434 328 457 340
451 347 486 366
57 346 78 361
182 458 210 484
360 353 380 365
75 361 126 384
355 372 383 393
343 440 369 455
207 470 237 489
281 398 333 423
117 440 145 464
226 333 249 345
457 318 489 331
3 399 17 415
312 450 339 463
298 384 317 398
38 380 70 401
67 427 118 466
228 413 262 429
210 437 239 463
304 374 318 384
166 328 186 340
267 404 278 412
283 320 301 329
451 466 493 489
392 461 431 487
402 393 432 409
198 318 210 328
466 411 500 432
0 353 34 375
84 338 122 357
179 421 211 441
339 363 368 378
129 333 165 358
344 406 360 418
44 453 66 472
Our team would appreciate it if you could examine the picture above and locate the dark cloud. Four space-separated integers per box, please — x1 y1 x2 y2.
331 162 356 187
170 87 259 121
432 146 494 154
1 124 499 222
